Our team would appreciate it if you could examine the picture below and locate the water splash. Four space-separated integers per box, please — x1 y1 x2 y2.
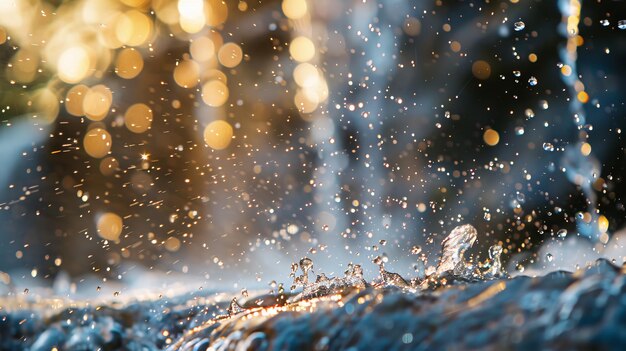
435 224 478 276
267 224 505 307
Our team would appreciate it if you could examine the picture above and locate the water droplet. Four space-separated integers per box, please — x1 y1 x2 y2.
557 228 568 238
513 70 521 77
515 126 525 135
543 142 555 151
514 21 525 31
241 288 248 298
379 239 387 246
600 19 610 27
618 20 626 30
546 253 554 262
528 76 538 86
299 257 313 273
228 297 245 315
483 212 491 221
23 288 29 294
410 245 422 254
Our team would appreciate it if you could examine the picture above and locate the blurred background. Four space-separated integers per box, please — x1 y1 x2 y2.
0 0 624 294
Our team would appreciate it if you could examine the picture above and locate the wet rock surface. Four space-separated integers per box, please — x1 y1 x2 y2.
1 259 625 351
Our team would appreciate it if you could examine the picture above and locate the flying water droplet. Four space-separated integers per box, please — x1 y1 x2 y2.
513 70 521 77
557 228 568 238
228 297 245 316
514 21 525 31
600 19 610 27
543 142 555 151
528 76 538 86
617 20 626 29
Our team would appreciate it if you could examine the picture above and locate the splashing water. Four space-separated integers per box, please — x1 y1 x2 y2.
163 223 509 350
434 224 477 276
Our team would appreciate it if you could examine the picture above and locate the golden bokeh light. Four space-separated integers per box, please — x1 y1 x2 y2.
83 85 113 121
57 46 91 83
580 142 592 156
97 212 123 242
124 103 153 133
65 84 89 116
190 37 215 62
201 80 229 107
120 0 149 7
8 48 39 83
294 89 319 114
282 0 308 19
178 0 206 34
472 60 491 80
173 59 200 88
203 120 233 150
84 127 112 158
293 62 319 88
598 214 609 233
115 48 144 79
32 88 60 124
116 10 152 47
289 36 315 62
483 129 500 146
450 41 461 53
217 42 243 68
403 18 421 36
99 156 119 176
201 68 228 84
0 26 6 45
164 236 181 252
153 0 179 25
205 0 228 27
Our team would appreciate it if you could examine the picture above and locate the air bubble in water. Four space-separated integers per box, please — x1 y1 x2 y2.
514 21 525 31
528 76 538 86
